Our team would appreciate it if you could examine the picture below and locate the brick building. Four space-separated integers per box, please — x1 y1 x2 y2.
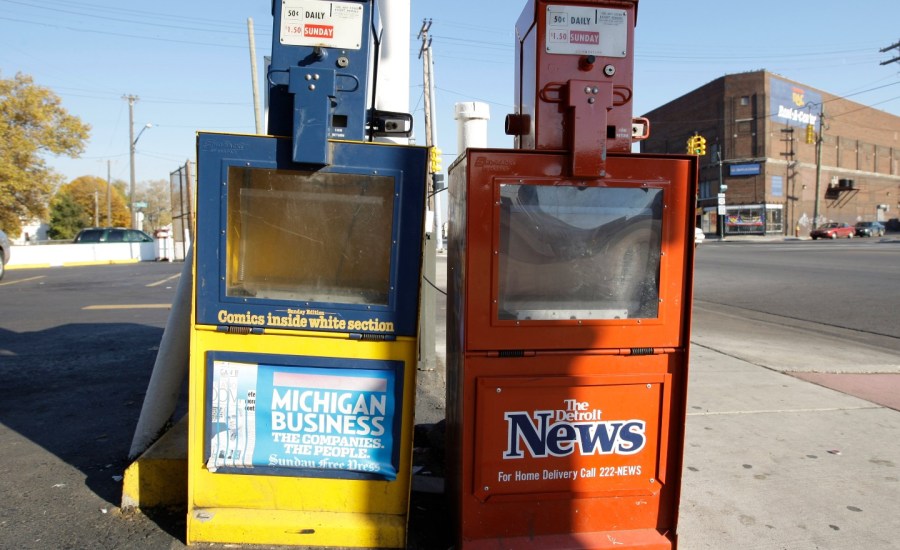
640 70 900 236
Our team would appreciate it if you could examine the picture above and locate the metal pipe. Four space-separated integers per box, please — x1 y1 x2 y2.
374 0 411 130
248 18 263 134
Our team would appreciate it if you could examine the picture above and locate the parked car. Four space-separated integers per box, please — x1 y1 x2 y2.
854 221 885 238
0 229 10 280
73 227 154 243
810 222 854 240
694 227 705 246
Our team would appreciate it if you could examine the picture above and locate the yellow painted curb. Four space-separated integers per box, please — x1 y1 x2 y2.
64 259 140 267
6 263 52 270
121 416 187 510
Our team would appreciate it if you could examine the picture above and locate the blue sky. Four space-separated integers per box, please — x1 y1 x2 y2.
1 0 898 186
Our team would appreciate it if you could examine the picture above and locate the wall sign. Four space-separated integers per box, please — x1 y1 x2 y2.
729 163 761 176
770 77 822 131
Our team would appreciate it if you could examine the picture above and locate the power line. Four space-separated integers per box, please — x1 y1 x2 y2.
832 81 900 101
430 34 511 51
0 15 248 49
638 47 878 62
27 81 250 106
0 0 269 35
434 85 514 109
829 94 900 119
648 80 900 126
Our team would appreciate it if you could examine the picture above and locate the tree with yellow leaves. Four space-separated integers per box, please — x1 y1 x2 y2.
48 176 131 239
0 72 90 238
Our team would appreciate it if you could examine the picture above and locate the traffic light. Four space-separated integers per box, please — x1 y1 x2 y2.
429 146 442 173
805 124 815 144
686 135 707 155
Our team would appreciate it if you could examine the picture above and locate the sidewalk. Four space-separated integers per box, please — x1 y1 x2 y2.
679 345 899 549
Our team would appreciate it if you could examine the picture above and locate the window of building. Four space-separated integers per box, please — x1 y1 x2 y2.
724 206 765 235
740 96 750 106
765 207 783 234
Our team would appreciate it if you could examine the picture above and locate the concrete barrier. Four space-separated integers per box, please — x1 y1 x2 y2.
8 241 158 268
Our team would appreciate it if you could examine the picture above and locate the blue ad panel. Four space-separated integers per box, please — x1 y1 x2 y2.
770 76 822 131
205 352 402 480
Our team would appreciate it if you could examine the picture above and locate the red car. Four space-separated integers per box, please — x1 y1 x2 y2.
810 222 855 240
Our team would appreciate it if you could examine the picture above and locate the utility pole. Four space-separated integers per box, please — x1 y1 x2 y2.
418 21 432 130
418 20 443 251
106 160 112 226
417 19 437 371
124 94 138 229
419 20 434 152
780 127 795 235
125 95 152 230
248 18 264 134
879 40 900 65
813 105 825 230
717 148 725 240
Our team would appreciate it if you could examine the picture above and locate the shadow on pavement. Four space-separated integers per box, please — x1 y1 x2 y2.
0 323 163 507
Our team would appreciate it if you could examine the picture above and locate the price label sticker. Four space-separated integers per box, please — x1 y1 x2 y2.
281 0 364 50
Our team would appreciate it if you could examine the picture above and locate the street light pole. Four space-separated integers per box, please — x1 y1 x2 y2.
717 149 725 240
125 94 139 229
125 94 152 230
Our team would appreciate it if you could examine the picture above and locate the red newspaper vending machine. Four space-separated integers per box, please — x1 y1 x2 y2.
447 1 699 548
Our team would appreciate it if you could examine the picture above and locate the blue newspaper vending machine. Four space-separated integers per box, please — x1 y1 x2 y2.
186 1 430 547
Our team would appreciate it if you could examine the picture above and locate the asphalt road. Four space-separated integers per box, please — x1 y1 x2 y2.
0 238 897 548
692 237 900 412
0 263 184 549
695 237 900 348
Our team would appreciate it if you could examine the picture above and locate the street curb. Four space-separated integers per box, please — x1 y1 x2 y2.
121 416 188 510
6 263 52 270
7 258 141 269
64 259 141 267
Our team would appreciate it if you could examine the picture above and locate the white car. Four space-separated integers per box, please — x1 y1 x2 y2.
0 229 10 280
694 227 705 246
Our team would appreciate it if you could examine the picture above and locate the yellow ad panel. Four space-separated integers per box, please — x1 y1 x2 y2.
187 329 417 547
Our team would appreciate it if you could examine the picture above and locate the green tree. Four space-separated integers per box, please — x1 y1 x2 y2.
0 72 90 238
47 192 89 240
